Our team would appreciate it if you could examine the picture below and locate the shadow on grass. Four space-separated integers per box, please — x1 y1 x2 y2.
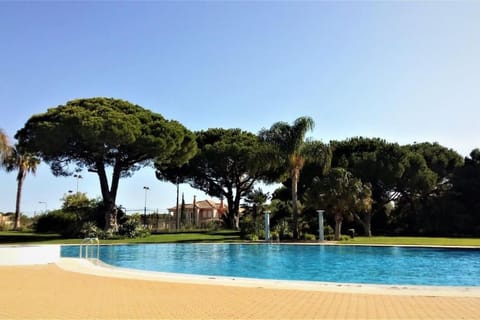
208 231 241 236
0 230 243 244
0 232 64 244
152 230 240 236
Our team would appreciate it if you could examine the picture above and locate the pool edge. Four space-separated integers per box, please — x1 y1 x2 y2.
0 244 60 265
56 257 480 297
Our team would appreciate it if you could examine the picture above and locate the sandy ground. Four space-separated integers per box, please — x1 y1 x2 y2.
1 260 479 319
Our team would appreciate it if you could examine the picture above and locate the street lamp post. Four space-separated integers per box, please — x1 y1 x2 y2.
143 186 150 227
73 174 83 193
39 201 47 214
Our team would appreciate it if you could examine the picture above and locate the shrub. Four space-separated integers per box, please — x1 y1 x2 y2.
282 232 294 240
273 219 291 240
118 215 150 238
324 225 334 235
245 233 259 241
325 234 351 241
204 220 223 231
325 234 338 241
35 210 80 237
270 230 280 241
239 215 263 240
97 228 119 240
302 233 317 241
80 221 100 238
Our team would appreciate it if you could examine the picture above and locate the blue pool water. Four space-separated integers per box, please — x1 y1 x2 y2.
61 244 480 286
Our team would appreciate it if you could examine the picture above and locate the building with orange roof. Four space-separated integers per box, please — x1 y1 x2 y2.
167 196 227 228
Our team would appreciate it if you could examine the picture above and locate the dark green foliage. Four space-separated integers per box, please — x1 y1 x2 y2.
239 215 264 240
16 97 196 230
244 188 270 215
156 128 273 229
34 193 99 237
273 219 292 240
118 215 150 238
240 188 271 240
79 221 99 238
304 168 372 240
3 147 40 230
328 137 468 236
442 149 480 234
391 145 463 235
35 210 79 237
259 117 331 239
61 192 97 214
406 142 463 180
331 137 405 204
302 233 316 241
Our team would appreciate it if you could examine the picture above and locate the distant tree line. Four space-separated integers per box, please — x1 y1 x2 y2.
2 97 478 239
291 138 480 239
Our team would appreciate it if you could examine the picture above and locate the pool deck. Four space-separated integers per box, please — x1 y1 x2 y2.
1 258 479 319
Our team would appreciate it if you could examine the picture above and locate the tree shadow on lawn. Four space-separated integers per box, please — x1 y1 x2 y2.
0 232 63 244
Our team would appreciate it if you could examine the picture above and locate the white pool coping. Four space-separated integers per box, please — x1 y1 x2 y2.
0 244 60 265
55 257 480 297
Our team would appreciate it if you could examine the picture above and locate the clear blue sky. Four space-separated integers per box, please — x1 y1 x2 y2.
1 2 479 215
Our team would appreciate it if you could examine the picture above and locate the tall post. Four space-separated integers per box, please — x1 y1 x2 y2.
264 211 270 242
193 195 197 228
175 177 180 230
73 174 83 193
317 210 325 241
38 201 47 214
143 186 150 228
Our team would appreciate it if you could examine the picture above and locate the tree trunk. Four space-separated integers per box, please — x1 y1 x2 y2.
14 171 25 230
175 180 180 230
233 189 241 230
95 161 119 231
291 168 299 240
228 215 240 230
363 214 372 237
226 205 240 230
334 213 343 241
225 194 237 230
224 187 242 230
354 213 372 237
104 200 117 232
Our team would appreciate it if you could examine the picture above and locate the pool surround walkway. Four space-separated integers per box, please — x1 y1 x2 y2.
2 259 480 319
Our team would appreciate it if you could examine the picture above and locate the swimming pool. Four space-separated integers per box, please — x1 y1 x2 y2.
61 244 480 286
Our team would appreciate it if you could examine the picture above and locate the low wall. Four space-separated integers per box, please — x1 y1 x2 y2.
0 245 61 265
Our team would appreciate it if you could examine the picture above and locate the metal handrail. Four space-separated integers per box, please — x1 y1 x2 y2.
79 237 100 260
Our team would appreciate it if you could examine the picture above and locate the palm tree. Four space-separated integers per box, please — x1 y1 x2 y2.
4 147 40 230
244 188 270 218
259 117 330 239
304 168 372 240
0 128 12 164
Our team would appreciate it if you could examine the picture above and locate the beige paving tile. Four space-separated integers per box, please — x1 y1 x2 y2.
1 264 479 319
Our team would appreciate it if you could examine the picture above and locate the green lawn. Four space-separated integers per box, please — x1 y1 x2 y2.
0 230 241 244
1 231 479 246
340 236 480 247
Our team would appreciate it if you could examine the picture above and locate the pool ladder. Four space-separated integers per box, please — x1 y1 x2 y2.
79 237 100 260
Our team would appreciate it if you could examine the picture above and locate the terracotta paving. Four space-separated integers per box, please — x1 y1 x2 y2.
1 264 479 319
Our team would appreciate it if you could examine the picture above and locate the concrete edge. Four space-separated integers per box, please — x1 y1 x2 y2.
56 258 480 297
0 244 60 265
